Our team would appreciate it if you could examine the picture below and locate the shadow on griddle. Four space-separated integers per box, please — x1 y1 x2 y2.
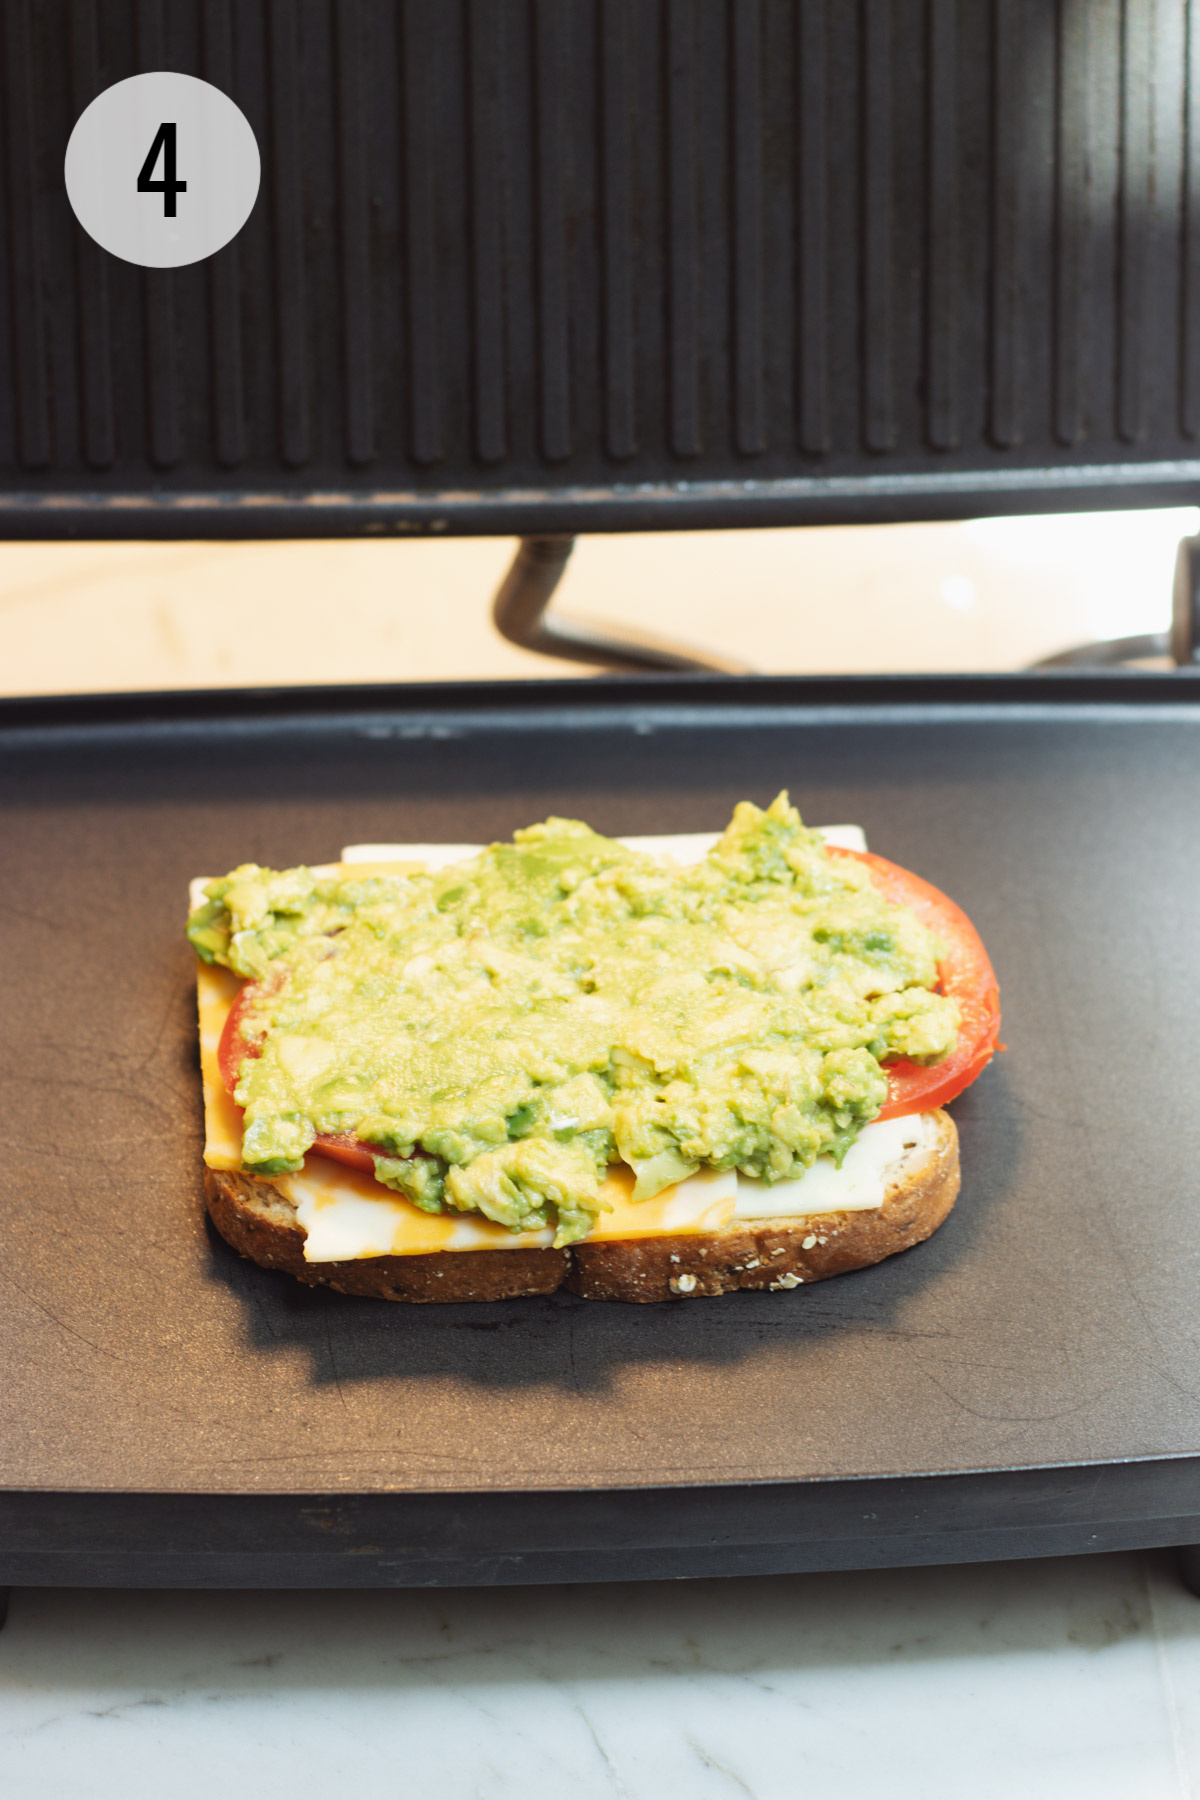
203 1081 1017 1396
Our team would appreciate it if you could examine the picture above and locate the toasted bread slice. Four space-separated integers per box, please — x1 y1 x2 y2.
203 1110 958 1304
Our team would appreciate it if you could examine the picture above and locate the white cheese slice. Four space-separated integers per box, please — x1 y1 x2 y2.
820 824 869 853
337 842 483 871
275 1159 739 1263
734 1114 931 1219
338 823 868 865
276 1121 918 1264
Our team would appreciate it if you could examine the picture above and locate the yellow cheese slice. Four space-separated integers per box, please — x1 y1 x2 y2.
197 959 248 1172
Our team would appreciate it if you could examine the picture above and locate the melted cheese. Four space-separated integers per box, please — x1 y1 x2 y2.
273 1123 918 1262
194 822 934 1264
279 1161 738 1261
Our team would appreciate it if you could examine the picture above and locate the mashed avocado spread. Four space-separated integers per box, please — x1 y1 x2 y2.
188 795 959 1247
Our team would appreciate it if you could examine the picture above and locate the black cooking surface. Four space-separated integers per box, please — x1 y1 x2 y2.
3 676 1200 1511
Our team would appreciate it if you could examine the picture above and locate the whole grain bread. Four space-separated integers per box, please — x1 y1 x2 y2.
203 1109 958 1304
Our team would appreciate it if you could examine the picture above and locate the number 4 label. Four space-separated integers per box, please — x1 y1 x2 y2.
137 122 187 218
66 72 259 268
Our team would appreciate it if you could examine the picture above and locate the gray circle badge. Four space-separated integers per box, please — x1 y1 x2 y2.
65 72 260 269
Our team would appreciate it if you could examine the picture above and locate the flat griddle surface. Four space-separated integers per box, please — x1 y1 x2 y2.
3 677 1200 1512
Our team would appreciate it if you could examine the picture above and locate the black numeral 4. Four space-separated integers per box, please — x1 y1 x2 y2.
137 121 187 218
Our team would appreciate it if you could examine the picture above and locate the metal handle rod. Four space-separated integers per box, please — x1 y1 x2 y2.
491 536 755 674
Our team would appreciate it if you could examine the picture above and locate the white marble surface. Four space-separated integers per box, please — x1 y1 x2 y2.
3 1552 1200 1798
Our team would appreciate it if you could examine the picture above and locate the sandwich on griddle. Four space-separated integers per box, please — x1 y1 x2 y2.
188 794 1000 1302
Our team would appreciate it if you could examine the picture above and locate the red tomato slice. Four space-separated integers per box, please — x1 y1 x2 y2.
216 976 276 1095
216 975 377 1173
825 845 1001 1116
303 1134 377 1174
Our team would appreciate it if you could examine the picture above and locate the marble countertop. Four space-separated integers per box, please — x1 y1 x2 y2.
4 1551 1200 1798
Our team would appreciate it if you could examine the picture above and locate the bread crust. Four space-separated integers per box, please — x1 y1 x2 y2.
203 1110 959 1305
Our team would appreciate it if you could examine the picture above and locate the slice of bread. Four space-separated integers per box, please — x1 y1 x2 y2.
203 1110 959 1304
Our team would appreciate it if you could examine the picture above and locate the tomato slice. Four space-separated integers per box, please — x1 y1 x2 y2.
216 975 378 1173
303 1134 377 1174
825 845 1001 1116
216 976 275 1096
